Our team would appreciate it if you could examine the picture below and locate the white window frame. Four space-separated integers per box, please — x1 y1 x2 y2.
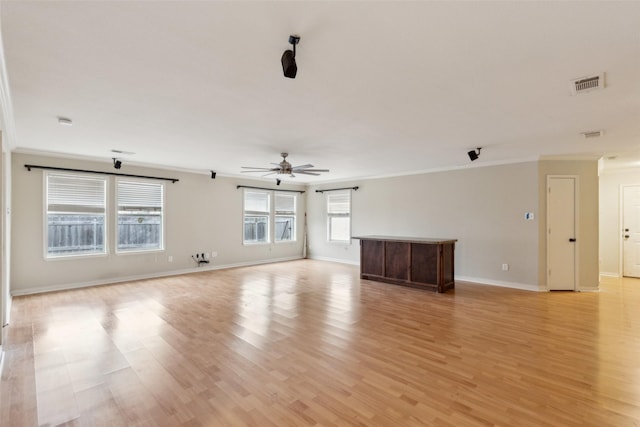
327 191 351 243
115 179 165 254
44 172 108 259
242 190 298 244
243 189 271 245
274 192 297 243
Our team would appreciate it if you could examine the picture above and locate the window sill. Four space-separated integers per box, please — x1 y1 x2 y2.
116 248 165 256
45 252 108 261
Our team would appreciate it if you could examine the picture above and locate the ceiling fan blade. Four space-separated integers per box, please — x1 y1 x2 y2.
292 164 314 170
262 172 277 177
294 171 321 176
241 167 279 171
297 169 329 172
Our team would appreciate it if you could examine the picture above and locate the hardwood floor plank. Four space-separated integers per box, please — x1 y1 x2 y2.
2 260 640 426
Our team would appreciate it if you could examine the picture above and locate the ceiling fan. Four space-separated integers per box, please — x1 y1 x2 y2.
241 153 329 177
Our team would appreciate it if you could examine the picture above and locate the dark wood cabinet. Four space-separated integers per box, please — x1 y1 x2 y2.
355 236 457 293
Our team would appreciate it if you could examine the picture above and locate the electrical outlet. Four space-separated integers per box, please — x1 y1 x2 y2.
168 255 173 262
211 251 218 258
502 263 509 271
204 252 209 259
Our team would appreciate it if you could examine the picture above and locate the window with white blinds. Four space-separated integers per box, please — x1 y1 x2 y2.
46 173 107 257
243 190 297 244
117 180 164 252
275 193 296 242
327 191 351 242
243 190 270 243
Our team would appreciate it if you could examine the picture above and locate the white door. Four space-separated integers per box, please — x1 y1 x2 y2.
622 186 640 277
547 176 576 291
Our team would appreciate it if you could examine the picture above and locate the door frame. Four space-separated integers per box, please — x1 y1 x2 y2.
546 175 579 291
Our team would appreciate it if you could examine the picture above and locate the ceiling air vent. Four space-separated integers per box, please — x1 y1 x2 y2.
582 130 603 139
570 73 605 95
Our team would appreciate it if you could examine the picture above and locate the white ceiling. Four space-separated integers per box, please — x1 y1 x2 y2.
2 1 640 183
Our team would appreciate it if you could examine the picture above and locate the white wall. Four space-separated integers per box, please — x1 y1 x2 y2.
308 162 541 290
10 153 601 295
1 146 9 324
599 168 640 277
10 152 306 294
0 136 9 358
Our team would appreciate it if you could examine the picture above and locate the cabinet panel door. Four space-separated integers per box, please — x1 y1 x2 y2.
361 240 384 276
411 243 438 284
385 242 410 280
442 243 454 284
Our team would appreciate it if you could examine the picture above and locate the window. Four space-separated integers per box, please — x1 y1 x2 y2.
244 190 270 243
117 180 164 252
274 193 296 242
46 173 107 257
243 190 298 244
327 191 351 242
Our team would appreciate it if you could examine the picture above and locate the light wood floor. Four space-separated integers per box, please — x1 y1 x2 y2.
1 260 639 426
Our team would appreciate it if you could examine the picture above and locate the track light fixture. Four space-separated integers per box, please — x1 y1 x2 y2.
282 35 300 79
113 158 122 169
276 178 281 186
210 170 216 179
467 147 482 162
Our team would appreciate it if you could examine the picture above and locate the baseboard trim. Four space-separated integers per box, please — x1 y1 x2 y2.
455 275 542 292
307 255 360 266
599 272 620 278
11 256 304 296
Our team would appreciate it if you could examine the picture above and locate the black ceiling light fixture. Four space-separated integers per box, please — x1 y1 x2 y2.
467 147 482 162
113 158 122 169
281 35 300 79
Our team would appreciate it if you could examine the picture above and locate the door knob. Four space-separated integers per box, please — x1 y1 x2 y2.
625 235 630 239
625 228 630 232
569 238 576 242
